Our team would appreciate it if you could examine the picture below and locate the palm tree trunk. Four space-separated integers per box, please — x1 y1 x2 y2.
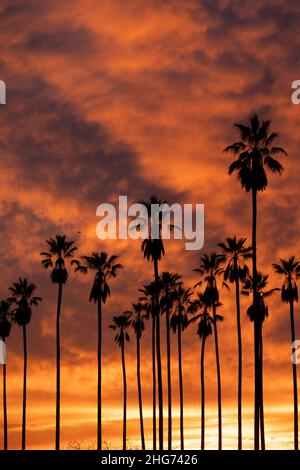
3 339 7 451
290 299 299 450
137 335 145 450
252 186 260 450
154 258 163 450
121 340 127 451
213 302 222 450
152 303 156 450
166 300 172 450
178 321 184 450
258 323 265 449
22 325 27 450
56 281 62 451
97 298 102 450
234 260 243 450
201 336 206 451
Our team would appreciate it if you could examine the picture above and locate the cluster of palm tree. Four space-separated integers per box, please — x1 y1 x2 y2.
0 114 299 450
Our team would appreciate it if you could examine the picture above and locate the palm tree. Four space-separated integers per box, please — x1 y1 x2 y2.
218 237 251 449
224 114 287 449
170 285 192 450
195 253 225 450
273 257 300 450
139 282 159 449
141 195 165 450
241 272 278 449
190 293 213 450
40 234 77 450
109 313 131 450
8 278 42 450
0 300 12 451
72 252 122 450
160 272 182 450
130 302 147 450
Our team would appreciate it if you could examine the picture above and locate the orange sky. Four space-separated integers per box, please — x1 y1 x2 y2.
1 0 300 450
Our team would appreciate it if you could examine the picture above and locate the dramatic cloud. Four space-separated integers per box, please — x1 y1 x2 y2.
0 0 300 449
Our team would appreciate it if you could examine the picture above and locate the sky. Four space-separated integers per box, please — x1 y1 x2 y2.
1 0 300 450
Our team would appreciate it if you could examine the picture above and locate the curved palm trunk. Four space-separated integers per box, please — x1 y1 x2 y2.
22 325 27 450
234 260 243 450
151 305 156 450
97 298 102 450
178 321 184 450
55 281 63 451
166 301 172 450
153 258 163 450
121 340 127 450
290 299 299 450
252 187 260 450
137 335 145 450
201 336 206 451
213 303 222 450
3 339 7 450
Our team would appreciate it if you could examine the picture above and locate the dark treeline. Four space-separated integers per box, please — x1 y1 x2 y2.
0 115 299 451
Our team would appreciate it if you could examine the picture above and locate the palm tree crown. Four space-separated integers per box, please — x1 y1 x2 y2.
109 313 131 347
218 237 251 283
40 235 77 283
73 252 123 303
195 253 226 304
8 278 42 326
224 114 287 192
272 257 300 303
242 273 278 322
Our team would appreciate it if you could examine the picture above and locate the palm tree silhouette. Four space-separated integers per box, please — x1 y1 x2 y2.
72 251 122 450
40 234 77 450
273 257 300 450
139 281 159 450
160 272 182 450
170 285 192 450
109 313 131 450
218 237 251 449
141 195 165 450
8 278 42 450
0 300 12 451
242 272 278 449
195 253 225 450
190 292 214 450
224 114 287 449
130 302 147 450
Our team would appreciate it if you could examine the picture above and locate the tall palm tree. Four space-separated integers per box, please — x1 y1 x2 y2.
224 114 287 449
273 257 300 450
130 302 147 450
160 272 182 450
40 234 77 450
218 237 251 449
8 278 42 450
0 300 12 451
170 285 192 451
72 252 122 450
241 272 278 450
139 281 159 449
141 195 165 450
190 293 214 450
195 253 225 450
109 313 131 450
